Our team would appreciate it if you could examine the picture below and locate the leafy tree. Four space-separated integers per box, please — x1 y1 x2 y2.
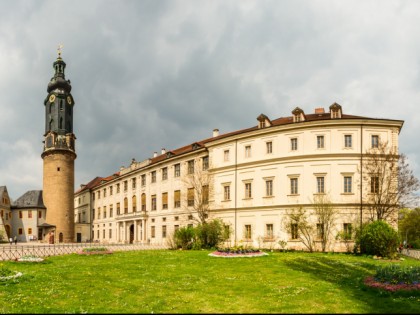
361 141 419 223
313 194 337 252
398 207 420 248
285 207 316 252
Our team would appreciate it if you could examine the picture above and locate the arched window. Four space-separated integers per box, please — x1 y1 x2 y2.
124 197 128 214
132 195 137 212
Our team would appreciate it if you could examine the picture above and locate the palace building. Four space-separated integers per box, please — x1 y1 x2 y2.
76 104 403 251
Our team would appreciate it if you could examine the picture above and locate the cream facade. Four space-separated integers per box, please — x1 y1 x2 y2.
77 104 403 251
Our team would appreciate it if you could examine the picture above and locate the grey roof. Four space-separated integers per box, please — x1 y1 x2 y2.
11 190 46 209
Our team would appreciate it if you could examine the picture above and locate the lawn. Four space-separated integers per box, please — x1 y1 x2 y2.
0 249 419 314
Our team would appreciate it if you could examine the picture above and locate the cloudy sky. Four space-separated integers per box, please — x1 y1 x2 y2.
1 0 420 200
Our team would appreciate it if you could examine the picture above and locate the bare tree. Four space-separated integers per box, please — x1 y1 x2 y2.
182 157 213 224
312 194 337 252
361 141 419 223
285 207 316 252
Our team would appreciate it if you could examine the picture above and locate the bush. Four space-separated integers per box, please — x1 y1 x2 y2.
354 220 399 258
195 219 228 249
174 226 195 250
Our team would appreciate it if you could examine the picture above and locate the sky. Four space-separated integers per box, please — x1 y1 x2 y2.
1 0 420 201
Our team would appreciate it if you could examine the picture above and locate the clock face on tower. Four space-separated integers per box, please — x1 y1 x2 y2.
67 96 72 104
49 94 56 103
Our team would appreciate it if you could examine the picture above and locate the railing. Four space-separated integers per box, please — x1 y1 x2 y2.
0 242 168 261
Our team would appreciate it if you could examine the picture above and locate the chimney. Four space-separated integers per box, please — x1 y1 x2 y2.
315 107 325 114
153 152 157 157
161 148 166 154
213 128 219 137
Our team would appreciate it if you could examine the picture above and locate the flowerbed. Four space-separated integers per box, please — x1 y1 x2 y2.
364 264 420 292
16 255 44 262
209 247 268 258
78 247 113 255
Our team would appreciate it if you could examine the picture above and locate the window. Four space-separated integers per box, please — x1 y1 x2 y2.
151 171 156 183
266 141 273 154
174 190 181 208
316 176 325 194
265 180 273 196
187 188 194 207
28 210 32 219
188 214 194 220
18 228 23 235
109 205 113 218
291 223 299 239
132 178 136 189
109 229 112 239
110 186 113 195
124 181 128 192
103 206 107 219
116 183 120 193
97 191 100 199
202 156 209 171
245 145 251 158
151 226 155 238
132 195 137 212
317 223 324 239
162 167 168 180
28 228 32 235
187 160 194 174
124 198 128 214
174 225 179 232
117 203 120 215
174 216 179 221
151 195 157 211
344 176 352 193
141 194 146 211
317 135 324 149
92 192 95 200
371 176 379 193
290 178 298 195
224 185 230 201
162 192 168 209
39 211 42 219
92 209 95 220
266 224 274 239
343 223 353 238
103 188 107 197
141 174 146 186
244 225 252 240
162 225 167 238
98 207 101 220
202 185 209 204
344 135 352 148
245 182 252 198
174 164 181 177
371 135 379 148
224 150 230 162
291 138 298 151
19 211 22 219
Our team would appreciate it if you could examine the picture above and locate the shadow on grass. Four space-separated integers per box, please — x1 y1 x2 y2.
281 253 420 314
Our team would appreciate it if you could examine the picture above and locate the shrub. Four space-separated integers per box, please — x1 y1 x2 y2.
354 220 399 258
174 226 195 250
195 219 228 249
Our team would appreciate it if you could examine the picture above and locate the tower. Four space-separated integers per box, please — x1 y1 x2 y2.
41 47 76 243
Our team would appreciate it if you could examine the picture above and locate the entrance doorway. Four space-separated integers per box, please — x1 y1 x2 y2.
76 233 82 243
129 224 134 244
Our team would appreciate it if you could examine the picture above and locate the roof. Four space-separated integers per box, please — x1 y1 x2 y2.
11 190 46 209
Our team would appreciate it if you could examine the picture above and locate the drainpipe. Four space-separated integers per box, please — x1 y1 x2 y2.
234 139 238 245
360 124 363 231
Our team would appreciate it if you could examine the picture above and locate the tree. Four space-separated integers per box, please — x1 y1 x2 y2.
312 194 337 252
285 207 316 252
361 141 419 223
398 207 420 248
182 157 213 224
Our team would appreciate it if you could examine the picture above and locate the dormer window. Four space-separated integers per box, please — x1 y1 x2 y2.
329 102 342 119
257 114 272 129
192 142 201 150
292 107 305 123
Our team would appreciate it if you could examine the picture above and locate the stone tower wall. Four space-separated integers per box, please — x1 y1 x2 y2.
43 151 75 243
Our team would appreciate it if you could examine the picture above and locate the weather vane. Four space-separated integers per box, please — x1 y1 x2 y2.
57 44 64 58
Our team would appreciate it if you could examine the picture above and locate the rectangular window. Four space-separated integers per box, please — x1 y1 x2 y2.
98 207 101 219
317 135 324 149
141 174 146 186
174 164 181 177
187 160 194 174
151 195 157 211
109 229 112 239
28 210 32 219
290 178 298 195
344 176 352 193
371 135 379 148
245 182 252 198
343 223 353 238
371 176 379 193
97 191 100 199
266 180 273 196
103 206 107 219
187 188 194 207
162 167 168 180
109 205 113 218
103 188 107 197
124 181 128 192
117 203 120 215
202 156 209 171
316 176 325 194
141 194 146 211
174 225 179 232
39 210 42 219
266 224 274 239
110 186 113 195
132 178 136 189
116 183 120 193
224 185 230 201
92 192 95 200
245 145 251 158
291 138 298 151
18 228 23 235
28 228 32 235
291 223 299 239
151 226 155 238
202 185 209 204
344 135 352 148
103 229 105 239
151 171 156 183
162 225 167 238
19 211 22 219
174 190 181 208
162 192 168 209
244 224 252 240
266 141 273 154
224 150 230 162
317 223 324 239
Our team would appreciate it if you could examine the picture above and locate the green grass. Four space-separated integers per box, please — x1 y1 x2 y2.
0 250 419 314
